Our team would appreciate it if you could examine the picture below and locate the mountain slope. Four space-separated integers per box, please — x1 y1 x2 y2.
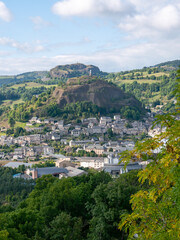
52 76 144 113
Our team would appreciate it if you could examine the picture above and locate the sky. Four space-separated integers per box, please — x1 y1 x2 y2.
0 0 180 75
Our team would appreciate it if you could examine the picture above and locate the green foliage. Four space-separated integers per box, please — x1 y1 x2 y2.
6 127 26 137
119 70 180 239
0 168 34 209
32 160 55 168
87 171 144 240
45 212 83 240
120 106 141 120
8 117 15 128
0 170 142 239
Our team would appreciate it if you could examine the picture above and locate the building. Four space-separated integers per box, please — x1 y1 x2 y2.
71 129 81 137
66 166 87 177
99 117 112 126
3 162 32 169
0 152 5 158
85 144 106 155
56 159 76 168
78 157 104 169
26 167 68 179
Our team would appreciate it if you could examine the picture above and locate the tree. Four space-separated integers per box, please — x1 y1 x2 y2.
119 69 180 239
8 117 15 128
45 212 83 240
107 128 113 138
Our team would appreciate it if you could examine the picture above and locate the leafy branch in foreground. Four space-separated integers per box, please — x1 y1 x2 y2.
119 69 180 239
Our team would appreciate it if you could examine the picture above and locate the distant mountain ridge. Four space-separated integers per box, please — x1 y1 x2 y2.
152 59 180 70
0 60 179 86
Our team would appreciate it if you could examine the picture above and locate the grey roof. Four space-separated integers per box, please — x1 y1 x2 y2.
49 154 66 159
76 157 104 161
66 167 86 177
36 167 68 177
4 162 32 169
103 162 143 173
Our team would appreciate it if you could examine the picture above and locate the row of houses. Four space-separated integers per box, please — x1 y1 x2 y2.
13 145 54 160
27 115 154 137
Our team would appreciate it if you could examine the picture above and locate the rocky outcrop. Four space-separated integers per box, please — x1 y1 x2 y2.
50 63 106 78
52 77 144 112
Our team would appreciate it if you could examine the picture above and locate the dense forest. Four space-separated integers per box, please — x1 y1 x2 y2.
0 168 34 212
0 169 145 240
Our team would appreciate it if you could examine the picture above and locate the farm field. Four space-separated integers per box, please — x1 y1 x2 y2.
8 82 57 89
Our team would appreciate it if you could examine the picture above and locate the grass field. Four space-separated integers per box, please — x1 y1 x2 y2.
0 76 14 79
9 82 57 89
2 99 24 107
15 122 27 128
115 79 161 84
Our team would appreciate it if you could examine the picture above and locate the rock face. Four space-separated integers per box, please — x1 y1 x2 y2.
50 63 106 78
52 77 144 112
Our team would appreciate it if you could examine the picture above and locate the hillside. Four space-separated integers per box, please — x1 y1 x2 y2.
0 71 48 87
0 60 178 122
53 76 143 111
49 63 107 79
153 59 180 70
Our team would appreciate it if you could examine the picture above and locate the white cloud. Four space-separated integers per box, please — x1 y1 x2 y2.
0 38 179 74
52 0 135 17
118 2 180 39
30 16 52 29
0 1 12 22
0 37 45 53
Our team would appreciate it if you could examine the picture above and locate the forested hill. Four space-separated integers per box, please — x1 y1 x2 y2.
49 63 107 79
6 77 145 123
153 59 180 70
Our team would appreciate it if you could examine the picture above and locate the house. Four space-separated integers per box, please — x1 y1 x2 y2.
44 119 50 124
0 152 5 158
13 146 54 158
61 139 68 145
104 154 119 164
69 140 92 147
77 157 104 169
43 146 54 155
51 132 61 141
103 162 143 177
25 134 43 145
71 129 81 137
25 127 44 133
114 115 121 121
99 117 112 126
56 159 76 168
26 167 68 179
88 126 107 134
82 118 98 125
56 120 64 129
0 136 14 146
29 117 40 123
85 144 106 155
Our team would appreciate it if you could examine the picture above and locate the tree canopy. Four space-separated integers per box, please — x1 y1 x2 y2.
119 69 180 239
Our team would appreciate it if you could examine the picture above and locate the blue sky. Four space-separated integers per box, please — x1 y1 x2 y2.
0 0 180 74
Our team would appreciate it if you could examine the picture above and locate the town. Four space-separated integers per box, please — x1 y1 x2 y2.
0 111 158 179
